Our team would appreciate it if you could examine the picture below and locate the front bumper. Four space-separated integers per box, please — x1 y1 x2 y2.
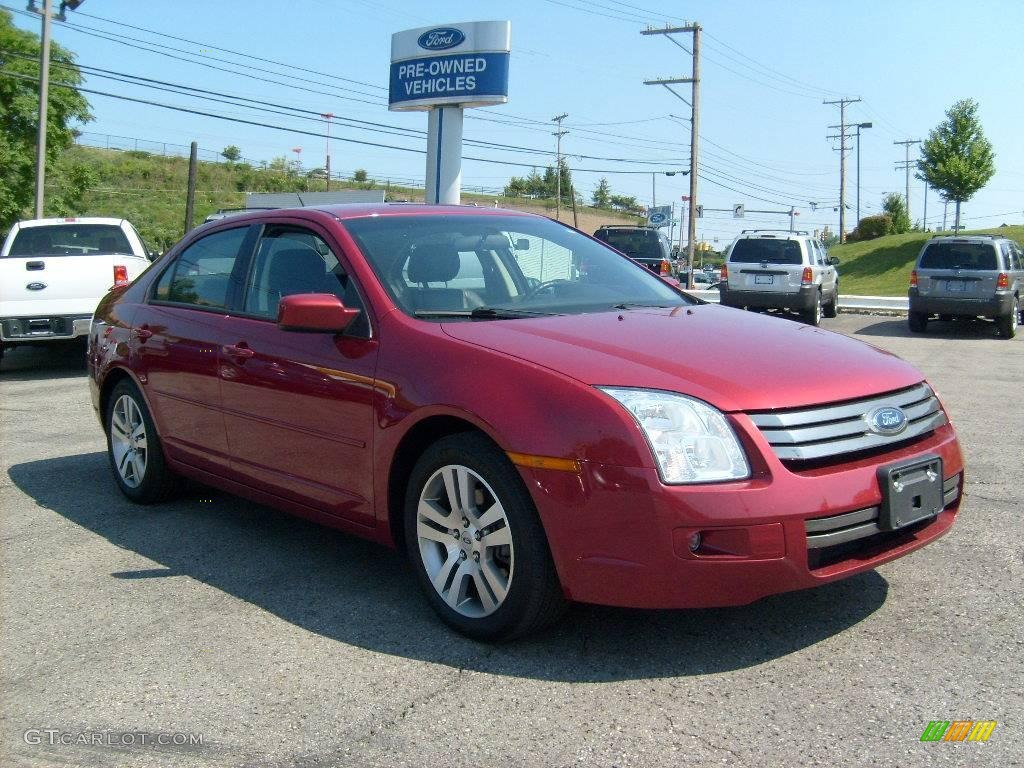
719 284 818 311
524 421 963 609
909 288 1015 318
1 315 92 342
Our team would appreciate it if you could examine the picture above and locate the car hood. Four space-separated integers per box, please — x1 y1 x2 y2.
440 304 923 412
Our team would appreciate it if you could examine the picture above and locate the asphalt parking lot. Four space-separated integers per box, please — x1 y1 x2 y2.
1 314 1021 768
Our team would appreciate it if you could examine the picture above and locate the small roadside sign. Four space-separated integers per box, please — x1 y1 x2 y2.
733 203 745 219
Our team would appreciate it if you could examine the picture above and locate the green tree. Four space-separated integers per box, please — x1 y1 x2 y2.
881 192 911 234
916 99 995 233
0 9 92 228
352 168 369 183
592 177 611 208
221 145 241 163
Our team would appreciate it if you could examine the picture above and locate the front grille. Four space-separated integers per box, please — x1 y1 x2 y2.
805 473 959 569
747 383 947 462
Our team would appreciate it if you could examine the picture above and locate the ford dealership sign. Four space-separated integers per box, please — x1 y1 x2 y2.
417 28 466 51
390 21 511 111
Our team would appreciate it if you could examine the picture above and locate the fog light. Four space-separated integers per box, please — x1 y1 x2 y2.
687 531 702 552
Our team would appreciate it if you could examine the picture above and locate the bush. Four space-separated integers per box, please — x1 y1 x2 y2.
851 214 892 241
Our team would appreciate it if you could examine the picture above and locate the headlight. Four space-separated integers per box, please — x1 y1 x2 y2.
599 388 750 484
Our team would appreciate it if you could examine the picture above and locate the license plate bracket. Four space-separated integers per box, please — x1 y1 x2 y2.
754 274 774 285
946 280 966 292
877 455 944 531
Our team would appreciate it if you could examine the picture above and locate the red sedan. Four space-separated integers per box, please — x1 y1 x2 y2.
88 205 963 639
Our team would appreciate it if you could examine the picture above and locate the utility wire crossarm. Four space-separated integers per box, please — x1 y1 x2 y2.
823 97 861 242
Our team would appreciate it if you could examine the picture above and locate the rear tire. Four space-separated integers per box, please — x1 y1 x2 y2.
800 292 822 326
404 433 566 640
908 311 928 333
996 297 1019 339
105 379 182 504
822 289 838 319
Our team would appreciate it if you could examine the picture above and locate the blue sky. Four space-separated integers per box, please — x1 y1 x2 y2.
9 0 1023 243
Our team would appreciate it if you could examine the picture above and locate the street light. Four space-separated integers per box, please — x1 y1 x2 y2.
651 170 680 207
854 122 872 227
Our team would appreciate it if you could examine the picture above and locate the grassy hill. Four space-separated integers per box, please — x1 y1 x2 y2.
830 224 1024 296
39 145 640 251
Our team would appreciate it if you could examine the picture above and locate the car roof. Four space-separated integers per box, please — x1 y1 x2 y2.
205 203 536 226
14 217 129 228
925 235 1004 244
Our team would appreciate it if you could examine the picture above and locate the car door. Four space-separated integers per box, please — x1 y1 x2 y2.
217 222 378 527
138 225 257 475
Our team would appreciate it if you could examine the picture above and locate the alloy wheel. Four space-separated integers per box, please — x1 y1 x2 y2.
416 464 514 618
110 394 148 488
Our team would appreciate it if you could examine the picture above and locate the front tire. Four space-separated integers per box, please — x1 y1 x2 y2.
105 379 182 503
823 287 839 318
404 433 565 640
996 297 1019 339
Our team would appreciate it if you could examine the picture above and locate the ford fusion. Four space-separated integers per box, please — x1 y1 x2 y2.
88 205 963 639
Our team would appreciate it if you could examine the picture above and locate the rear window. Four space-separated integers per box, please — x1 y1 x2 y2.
596 230 664 261
729 238 803 265
919 242 998 271
6 224 133 257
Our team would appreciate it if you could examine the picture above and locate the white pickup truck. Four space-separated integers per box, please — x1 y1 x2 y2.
0 217 152 363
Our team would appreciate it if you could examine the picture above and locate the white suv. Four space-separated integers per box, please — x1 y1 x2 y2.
718 230 839 326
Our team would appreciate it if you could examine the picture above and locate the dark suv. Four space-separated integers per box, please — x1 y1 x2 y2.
593 225 676 276
909 235 1023 338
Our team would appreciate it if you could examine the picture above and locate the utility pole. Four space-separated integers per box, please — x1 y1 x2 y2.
33 0 54 219
894 138 921 223
642 22 700 288
184 141 198 235
824 97 860 243
552 113 568 221
321 112 334 192
651 172 656 207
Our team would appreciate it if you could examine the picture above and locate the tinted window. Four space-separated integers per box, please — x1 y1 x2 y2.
729 238 803 265
6 224 132 257
919 242 998 270
596 229 665 261
154 227 248 309
343 215 688 318
244 227 365 330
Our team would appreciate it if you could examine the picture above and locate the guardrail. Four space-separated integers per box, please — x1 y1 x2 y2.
688 289 909 313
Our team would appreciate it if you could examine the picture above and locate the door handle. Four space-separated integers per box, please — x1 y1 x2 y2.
223 343 254 360
130 327 153 341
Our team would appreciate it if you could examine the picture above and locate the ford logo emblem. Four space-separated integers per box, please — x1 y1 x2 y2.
417 27 465 51
26 281 47 291
866 406 908 436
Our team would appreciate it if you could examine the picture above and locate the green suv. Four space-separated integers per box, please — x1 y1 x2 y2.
908 235 1023 338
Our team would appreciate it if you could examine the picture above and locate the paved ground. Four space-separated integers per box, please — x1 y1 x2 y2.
1 315 1021 768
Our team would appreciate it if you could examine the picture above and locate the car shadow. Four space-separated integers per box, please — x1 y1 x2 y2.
854 317 999 338
8 452 890 682
0 342 88 381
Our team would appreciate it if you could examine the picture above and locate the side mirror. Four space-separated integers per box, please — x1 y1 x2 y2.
829 256 840 266
515 238 530 251
277 293 360 333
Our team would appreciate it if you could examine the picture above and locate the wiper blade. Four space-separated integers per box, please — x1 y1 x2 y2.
470 306 558 318
612 302 674 310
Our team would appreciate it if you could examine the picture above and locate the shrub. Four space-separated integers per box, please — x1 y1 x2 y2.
851 214 892 241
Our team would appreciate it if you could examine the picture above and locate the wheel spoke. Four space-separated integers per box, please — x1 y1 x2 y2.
134 435 148 451
131 453 146 482
417 519 455 545
431 550 460 594
479 558 509 605
111 408 129 439
475 501 504 529
112 444 130 474
472 570 498 614
480 525 511 549
444 560 473 609
418 497 453 528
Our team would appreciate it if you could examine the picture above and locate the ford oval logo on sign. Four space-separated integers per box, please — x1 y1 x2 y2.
867 406 908 436
417 28 465 51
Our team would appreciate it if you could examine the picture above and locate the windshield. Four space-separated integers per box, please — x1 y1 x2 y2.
5 224 133 257
728 238 803 265
342 214 690 318
596 229 665 261
919 242 998 270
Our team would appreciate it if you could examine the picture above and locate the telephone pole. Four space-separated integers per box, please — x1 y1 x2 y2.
824 97 860 242
894 138 921 223
552 113 568 221
642 22 700 287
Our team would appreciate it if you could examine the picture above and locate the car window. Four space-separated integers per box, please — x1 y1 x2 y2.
1011 243 1024 271
596 229 664 261
243 226 367 332
342 214 688 317
918 242 998 270
728 238 803 265
153 227 249 309
6 224 133 257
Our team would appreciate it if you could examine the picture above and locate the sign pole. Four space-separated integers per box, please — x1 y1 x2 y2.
425 106 464 204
